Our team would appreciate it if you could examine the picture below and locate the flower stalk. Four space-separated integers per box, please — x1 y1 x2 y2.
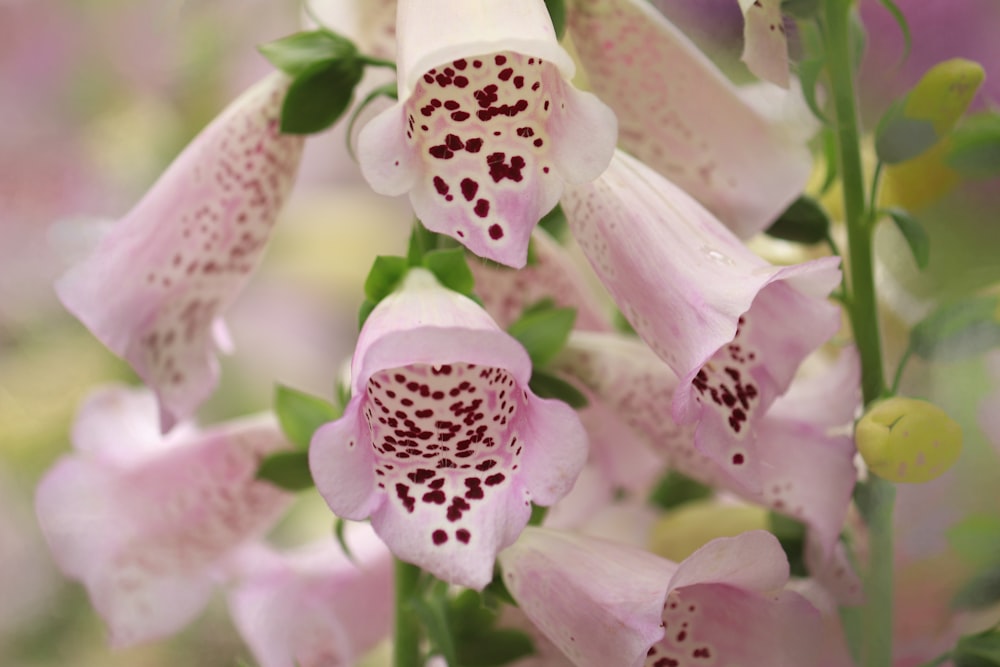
822 1 895 666
394 558 423 667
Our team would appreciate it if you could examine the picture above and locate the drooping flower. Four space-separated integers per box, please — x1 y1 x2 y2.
309 268 588 589
738 0 791 88
562 150 842 489
55 73 304 432
357 0 617 268
498 528 822 667
227 524 394 667
34 385 293 647
567 0 811 237
553 332 858 560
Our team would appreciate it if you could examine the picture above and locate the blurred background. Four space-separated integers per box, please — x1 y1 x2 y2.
1 0 998 665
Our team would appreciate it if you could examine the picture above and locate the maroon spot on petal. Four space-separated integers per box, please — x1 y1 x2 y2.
488 224 503 239
533 138 544 147
454 76 469 88
456 529 470 544
473 60 483 68
495 54 507 65
513 75 524 89
475 199 491 218
429 145 454 160
516 127 535 137
433 176 449 196
460 178 479 201
451 111 470 121
432 529 448 545
498 67 514 81
475 460 497 471
693 648 711 659
454 59 467 70
423 74 434 84
465 138 483 153
422 489 446 504
732 453 745 465
446 133 464 150
484 473 506 486
444 100 460 111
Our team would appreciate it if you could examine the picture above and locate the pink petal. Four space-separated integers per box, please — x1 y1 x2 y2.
668 530 788 592
498 528 674 667
567 0 811 237
227 526 393 667
563 150 841 489
55 73 304 431
739 0 791 88
35 386 293 646
309 270 588 588
470 229 614 331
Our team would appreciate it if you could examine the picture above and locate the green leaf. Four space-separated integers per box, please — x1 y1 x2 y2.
948 514 1000 568
507 307 576 367
875 101 939 164
948 112 1000 178
544 0 567 40
647 471 712 510
448 589 498 638
528 503 548 526
882 206 930 269
782 0 820 19
256 450 313 491
953 567 1000 610
407 221 440 266
528 370 588 408
798 57 829 124
274 385 340 449
280 58 365 134
457 629 535 666
955 626 1000 667
444 590 536 667
538 204 568 241
258 29 359 77
768 512 808 577
875 0 912 65
364 255 409 303
766 196 831 245
412 592 458 667
909 295 1000 361
333 517 356 564
423 248 475 296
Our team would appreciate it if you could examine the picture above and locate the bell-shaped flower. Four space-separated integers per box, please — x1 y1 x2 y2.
562 150 842 490
227 524 394 667
469 228 614 331
309 268 588 589
55 73 305 432
554 332 858 561
34 386 294 647
357 0 617 268
567 0 810 237
498 528 822 667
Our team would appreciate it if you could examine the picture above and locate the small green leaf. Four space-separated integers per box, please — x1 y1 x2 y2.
948 112 1000 178
508 307 576 367
423 248 475 296
647 471 712 510
333 517 356 564
483 569 518 607
882 206 930 269
955 626 1000 666
528 503 548 526
527 370 588 408
407 221 440 266
412 592 458 667
875 0 912 65
364 255 410 303
797 57 828 124
538 204 568 241
544 0 567 40
256 450 313 491
953 567 1000 610
448 589 499 638
274 385 341 449
280 58 365 134
876 102 939 164
909 295 1000 361
258 29 358 77
766 196 831 245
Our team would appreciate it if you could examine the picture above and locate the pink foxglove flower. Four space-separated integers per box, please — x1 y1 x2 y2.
34 386 293 647
357 0 617 268
739 0 791 88
498 528 822 667
56 73 305 431
568 0 810 237
554 332 858 561
563 150 842 490
227 524 393 667
309 268 588 589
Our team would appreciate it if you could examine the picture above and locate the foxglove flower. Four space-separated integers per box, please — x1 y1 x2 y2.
34 386 293 647
357 0 617 268
554 332 858 558
563 150 842 489
309 268 588 588
568 0 810 237
227 524 393 667
56 73 304 431
498 528 822 667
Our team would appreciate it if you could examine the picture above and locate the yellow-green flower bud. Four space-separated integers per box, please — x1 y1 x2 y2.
856 397 963 484
648 500 769 562
904 59 985 138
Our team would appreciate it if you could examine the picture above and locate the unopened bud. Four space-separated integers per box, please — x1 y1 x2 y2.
856 397 962 484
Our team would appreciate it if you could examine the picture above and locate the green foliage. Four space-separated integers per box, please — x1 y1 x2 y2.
408 222 442 266
437 589 536 667
953 567 1000 611
544 0 567 40
768 512 808 577
346 81 398 159
766 196 831 245
782 0 820 19
909 295 1000 362
528 370 588 409
423 248 476 297
538 204 569 241
507 305 576 367
954 626 1000 667
874 0 911 65
256 450 314 491
882 207 929 269
258 30 356 77
948 111 1000 178
647 471 712 510
274 384 341 449
364 255 410 303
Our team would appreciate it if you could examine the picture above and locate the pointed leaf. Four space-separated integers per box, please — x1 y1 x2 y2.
256 450 314 491
507 307 576 367
280 59 365 134
909 295 1000 361
883 207 930 269
407 222 440 266
527 370 588 408
766 196 831 245
411 591 458 667
876 101 939 164
274 385 341 449
544 0 567 40
364 255 410 303
875 0 912 65
422 248 475 297
259 29 359 78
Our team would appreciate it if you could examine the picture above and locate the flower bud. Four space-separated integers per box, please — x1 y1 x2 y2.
855 397 962 484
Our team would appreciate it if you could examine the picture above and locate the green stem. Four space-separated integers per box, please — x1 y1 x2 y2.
822 2 894 666
394 558 423 667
